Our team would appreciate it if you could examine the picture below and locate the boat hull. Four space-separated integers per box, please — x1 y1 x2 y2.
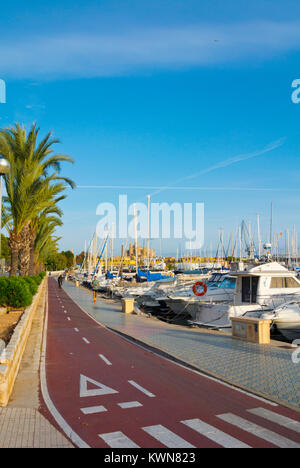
275 322 300 341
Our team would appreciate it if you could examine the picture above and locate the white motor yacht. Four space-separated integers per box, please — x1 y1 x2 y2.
261 301 300 341
164 272 231 315
189 262 300 329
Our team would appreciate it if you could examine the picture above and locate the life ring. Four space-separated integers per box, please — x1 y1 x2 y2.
193 281 207 296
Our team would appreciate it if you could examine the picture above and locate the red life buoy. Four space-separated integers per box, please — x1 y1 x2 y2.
192 281 207 296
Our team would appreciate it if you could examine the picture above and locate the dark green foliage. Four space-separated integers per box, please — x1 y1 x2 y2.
31 275 42 286
0 277 33 308
0 274 45 308
0 234 10 265
22 277 38 295
45 252 68 271
61 250 74 268
0 277 10 306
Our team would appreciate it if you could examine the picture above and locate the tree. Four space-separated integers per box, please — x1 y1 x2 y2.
0 123 75 275
61 250 74 268
76 251 85 265
0 234 11 266
45 252 68 271
31 210 63 274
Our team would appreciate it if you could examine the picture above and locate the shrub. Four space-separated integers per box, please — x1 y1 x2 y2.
0 277 10 306
22 277 38 295
0 274 45 308
2 277 33 308
30 275 41 286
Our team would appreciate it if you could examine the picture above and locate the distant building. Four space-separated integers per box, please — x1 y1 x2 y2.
126 242 155 262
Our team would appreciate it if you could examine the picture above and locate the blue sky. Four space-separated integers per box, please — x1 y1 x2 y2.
1 0 300 256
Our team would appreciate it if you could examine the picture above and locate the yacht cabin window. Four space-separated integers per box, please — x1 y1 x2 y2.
270 277 300 288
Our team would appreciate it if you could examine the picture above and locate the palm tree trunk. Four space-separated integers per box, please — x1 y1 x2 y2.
19 247 30 276
9 230 23 276
19 224 31 276
29 246 35 275
10 248 19 276
28 231 37 276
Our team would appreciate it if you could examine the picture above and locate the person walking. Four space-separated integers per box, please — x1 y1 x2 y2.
92 276 98 304
58 275 62 289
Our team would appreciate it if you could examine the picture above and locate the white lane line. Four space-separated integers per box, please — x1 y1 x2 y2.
80 406 107 415
247 408 300 434
128 380 155 397
99 354 112 366
99 431 139 448
74 328 79 332
118 401 142 409
143 425 195 448
82 337 90 344
40 284 90 448
64 282 278 409
182 418 251 448
217 413 300 448
67 317 71 321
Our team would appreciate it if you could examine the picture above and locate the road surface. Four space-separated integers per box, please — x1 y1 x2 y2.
41 278 300 448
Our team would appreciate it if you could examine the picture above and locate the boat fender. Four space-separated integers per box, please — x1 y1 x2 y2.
193 281 207 296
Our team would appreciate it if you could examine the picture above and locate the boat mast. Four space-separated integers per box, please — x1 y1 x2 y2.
105 237 108 273
133 203 138 274
248 221 254 259
257 214 262 259
239 225 242 261
93 234 97 270
110 223 114 272
270 201 273 255
147 194 150 270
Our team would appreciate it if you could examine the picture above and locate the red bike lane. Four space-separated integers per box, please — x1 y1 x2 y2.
40 278 300 448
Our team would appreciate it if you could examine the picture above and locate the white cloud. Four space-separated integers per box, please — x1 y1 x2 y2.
1 20 300 79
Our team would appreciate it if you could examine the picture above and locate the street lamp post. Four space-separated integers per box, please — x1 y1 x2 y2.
0 159 10 271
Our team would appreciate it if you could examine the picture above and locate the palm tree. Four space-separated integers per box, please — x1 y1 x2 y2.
32 213 63 273
28 200 63 276
0 123 75 275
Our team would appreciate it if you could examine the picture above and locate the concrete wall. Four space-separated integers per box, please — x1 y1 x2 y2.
0 279 46 407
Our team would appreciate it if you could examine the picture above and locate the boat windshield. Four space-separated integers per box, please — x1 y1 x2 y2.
218 277 236 289
207 273 226 287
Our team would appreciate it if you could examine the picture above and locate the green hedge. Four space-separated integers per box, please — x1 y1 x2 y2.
0 274 45 308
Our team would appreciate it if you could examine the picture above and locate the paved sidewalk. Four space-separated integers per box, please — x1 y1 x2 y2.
0 283 73 448
0 407 72 448
63 281 300 411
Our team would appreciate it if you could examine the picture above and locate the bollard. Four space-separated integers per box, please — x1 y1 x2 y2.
121 298 135 314
231 317 272 344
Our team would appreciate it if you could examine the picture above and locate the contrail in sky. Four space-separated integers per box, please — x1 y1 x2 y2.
148 137 285 198
78 138 286 197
